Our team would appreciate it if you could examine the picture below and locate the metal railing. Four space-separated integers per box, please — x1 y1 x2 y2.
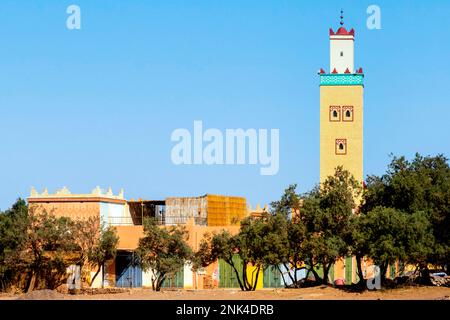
104 216 135 226
151 216 207 226
105 216 207 226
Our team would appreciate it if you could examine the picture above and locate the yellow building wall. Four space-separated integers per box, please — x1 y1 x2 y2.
334 258 345 280
246 264 264 290
320 85 364 184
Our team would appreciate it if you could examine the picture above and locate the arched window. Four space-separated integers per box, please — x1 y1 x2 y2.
343 106 354 122
330 106 340 121
336 139 347 155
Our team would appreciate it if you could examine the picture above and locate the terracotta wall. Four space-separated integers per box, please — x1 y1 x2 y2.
29 202 100 220
115 218 240 251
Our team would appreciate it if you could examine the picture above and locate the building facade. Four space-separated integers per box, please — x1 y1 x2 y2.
28 188 276 289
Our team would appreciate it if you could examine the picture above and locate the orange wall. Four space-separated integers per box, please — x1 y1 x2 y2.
29 202 100 220
115 218 240 251
115 225 145 250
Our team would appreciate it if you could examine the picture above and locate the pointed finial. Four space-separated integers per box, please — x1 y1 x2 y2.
340 9 344 26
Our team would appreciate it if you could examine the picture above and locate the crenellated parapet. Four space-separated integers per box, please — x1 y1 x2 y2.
29 186 125 201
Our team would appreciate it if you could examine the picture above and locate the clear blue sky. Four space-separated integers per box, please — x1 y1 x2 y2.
1 0 449 210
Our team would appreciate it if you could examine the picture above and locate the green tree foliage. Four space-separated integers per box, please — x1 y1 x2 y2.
359 207 434 283
270 185 308 287
194 214 288 291
300 167 361 284
0 200 119 292
238 213 287 290
136 218 192 291
1 200 83 291
194 230 247 289
85 224 119 287
0 198 29 291
20 212 80 291
362 154 450 279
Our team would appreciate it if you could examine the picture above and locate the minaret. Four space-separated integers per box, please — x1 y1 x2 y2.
330 11 354 74
319 11 364 184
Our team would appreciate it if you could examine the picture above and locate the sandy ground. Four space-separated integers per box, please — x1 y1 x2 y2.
1 286 450 300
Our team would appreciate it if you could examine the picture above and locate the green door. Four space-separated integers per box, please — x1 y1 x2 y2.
263 266 283 288
390 264 396 279
345 256 353 285
219 255 243 288
162 268 184 288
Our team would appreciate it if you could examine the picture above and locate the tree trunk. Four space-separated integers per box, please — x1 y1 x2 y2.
283 262 296 285
380 263 388 285
242 264 251 291
228 260 245 291
155 274 165 291
251 266 261 291
322 262 332 285
308 264 321 284
89 265 102 287
355 254 365 287
26 271 37 293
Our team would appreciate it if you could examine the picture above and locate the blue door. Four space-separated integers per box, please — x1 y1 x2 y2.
115 252 142 288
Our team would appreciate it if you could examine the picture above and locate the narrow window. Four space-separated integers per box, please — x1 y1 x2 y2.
340 51 344 57
329 106 341 122
342 106 354 122
335 139 347 155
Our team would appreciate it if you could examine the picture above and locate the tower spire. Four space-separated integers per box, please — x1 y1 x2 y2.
340 9 344 26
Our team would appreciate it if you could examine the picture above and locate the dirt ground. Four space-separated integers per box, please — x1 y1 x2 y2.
1 286 450 300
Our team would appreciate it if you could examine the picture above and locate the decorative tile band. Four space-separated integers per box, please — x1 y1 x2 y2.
320 74 364 86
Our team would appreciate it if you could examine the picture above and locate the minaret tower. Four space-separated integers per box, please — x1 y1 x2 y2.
319 11 364 184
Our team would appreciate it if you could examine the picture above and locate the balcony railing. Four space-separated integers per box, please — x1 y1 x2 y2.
105 216 207 226
104 216 135 226
151 216 207 226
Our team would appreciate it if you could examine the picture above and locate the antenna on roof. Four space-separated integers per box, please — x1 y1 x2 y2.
340 9 344 26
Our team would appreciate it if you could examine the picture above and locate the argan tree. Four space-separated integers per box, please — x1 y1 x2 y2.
361 154 450 282
194 230 245 289
270 185 308 288
22 212 80 291
85 223 119 287
300 167 362 285
194 212 291 291
0 198 29 291
136 218 192 291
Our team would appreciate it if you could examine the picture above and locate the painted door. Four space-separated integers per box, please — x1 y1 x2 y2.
263 266 283 288
162 269 184 288
390 264 396 279
115 253 142 288
219 255 243 288
345 256 353 285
